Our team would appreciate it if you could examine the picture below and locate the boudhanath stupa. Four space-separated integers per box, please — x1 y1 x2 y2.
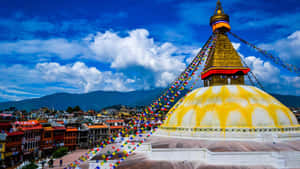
88 1 300 169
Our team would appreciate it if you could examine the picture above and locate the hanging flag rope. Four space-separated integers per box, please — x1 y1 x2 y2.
65 33 217 169
240 56 264 90
92 34 218 169
228 31 300 76
151 34 214 104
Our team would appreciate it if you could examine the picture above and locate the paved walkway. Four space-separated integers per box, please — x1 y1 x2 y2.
44 149 89 169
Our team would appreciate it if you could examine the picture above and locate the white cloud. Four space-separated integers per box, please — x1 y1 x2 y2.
259 30 300 64
0 39 90 59
36 62 134 93
0 27 299 101
244 56 280 84
0 28 202 101
242 55 300 95
88 29 191 88
232 42 241 50
0 29 198 90
235 38 299 95
89 29 184 69
0 62 136 101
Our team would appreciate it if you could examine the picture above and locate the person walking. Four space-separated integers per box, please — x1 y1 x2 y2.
60 159 63 167
49 158 54 168
41 160 45 169
48 159 51 168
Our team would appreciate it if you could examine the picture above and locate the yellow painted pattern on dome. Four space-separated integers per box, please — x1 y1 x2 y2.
163 85 299 129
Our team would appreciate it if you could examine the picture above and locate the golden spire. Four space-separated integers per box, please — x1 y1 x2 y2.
210 0 230 32
214 0 224 15
201 0 250 87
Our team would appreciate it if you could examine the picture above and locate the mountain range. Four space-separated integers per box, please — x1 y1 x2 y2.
0 88 299 111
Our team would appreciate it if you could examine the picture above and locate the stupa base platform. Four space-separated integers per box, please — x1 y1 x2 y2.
88 136 300 169
116 155 277 169
148 136 300 152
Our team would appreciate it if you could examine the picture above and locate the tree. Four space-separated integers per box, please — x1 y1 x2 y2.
52 147 68 158
73 105 81 112
66 106 73 113
22 161 38 169
9 107 17 111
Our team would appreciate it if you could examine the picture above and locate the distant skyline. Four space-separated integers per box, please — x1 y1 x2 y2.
0 0 299 101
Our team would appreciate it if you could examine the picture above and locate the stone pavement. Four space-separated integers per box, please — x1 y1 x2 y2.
44 149 89 169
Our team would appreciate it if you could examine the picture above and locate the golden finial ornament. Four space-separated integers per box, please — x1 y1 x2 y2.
210 0 230 32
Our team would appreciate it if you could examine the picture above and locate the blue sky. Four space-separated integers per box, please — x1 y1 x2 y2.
0 0 299 101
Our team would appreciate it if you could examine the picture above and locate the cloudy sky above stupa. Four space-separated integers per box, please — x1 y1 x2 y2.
0 0 299 101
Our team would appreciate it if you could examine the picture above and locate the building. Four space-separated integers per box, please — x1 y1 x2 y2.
105 119 125 134
16 120 42 160
40 123 54 158
5 130 24 167
0 132 6 168
0 121 24 168
64 127 78 151
52 125 66 149
78 124 89 148
88 124 109 147
65 120 81 128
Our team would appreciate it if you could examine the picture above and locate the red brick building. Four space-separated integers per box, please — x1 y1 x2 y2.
64 128 78 151
5 131 24 167
0 121 24 168
41 125 54 158
16 120 42 160
53 126 65 149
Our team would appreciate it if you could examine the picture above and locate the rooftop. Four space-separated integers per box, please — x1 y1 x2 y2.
88 124 108 129
106 119 124 123
66 128 78 132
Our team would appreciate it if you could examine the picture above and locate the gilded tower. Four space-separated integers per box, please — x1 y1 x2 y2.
201 0 250 87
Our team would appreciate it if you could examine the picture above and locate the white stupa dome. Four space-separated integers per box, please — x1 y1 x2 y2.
157 85 300 139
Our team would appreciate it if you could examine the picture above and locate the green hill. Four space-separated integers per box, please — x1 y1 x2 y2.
0 88 299 111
